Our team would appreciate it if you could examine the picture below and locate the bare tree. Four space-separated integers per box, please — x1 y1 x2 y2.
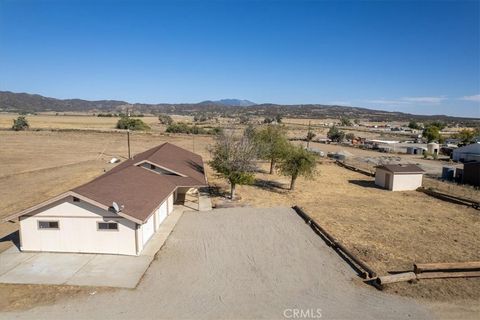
209 130 257 199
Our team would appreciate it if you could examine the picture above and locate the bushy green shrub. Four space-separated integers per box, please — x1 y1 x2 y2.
116 117 150 130
12 116 29 131
165 122 222 135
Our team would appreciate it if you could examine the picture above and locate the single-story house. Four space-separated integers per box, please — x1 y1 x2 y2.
4 143 207 256
452 142 480 163
375 164 425 191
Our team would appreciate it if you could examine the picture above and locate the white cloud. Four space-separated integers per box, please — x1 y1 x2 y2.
460 94 480 102
364 99 409 105
401 96 446 104
364 96 446 105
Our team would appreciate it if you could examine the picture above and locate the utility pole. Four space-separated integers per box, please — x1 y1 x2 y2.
127 130 131 159
126 106 131 159
307 121 312 149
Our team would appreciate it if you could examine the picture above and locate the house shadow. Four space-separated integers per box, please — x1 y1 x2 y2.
253 179 287 193
348 179 380 189
0 230 20 250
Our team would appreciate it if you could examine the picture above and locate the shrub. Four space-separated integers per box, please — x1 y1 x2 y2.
116 117 150 130
158 114 173 125
327 126 345 142
12 116 29 131
165 122 222 135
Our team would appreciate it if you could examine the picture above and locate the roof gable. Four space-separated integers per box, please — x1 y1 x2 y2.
6 143 207 224
376 164 425 174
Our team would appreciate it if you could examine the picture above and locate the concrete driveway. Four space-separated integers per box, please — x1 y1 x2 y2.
0 208 183 288
1 207 434 319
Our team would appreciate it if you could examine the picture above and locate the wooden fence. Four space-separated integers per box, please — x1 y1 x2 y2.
292 205 377 279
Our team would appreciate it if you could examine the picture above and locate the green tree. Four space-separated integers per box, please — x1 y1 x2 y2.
209 131 257 199
116 117 150 130
340 117 352 126
428 121 446 130
422 125 441 143
453 129 475 144
345 133 355 141
408 121 420 130
254 125 290 174
327 126 345 142
275 114 283 123
263 117 273 124
158 114 173 125
279 145 317 191
306 131 316 148
12 116 29 131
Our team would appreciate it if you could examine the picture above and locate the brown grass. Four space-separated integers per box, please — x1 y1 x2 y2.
208 162 480 301
0 128 478 309
0 284 110 312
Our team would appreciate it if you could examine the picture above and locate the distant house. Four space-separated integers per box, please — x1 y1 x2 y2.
375 164 425 191
452 142 480 163
4 143 207 256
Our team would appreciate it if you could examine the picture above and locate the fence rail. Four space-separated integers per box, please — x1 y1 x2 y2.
334 161 374 177
417 187 479 210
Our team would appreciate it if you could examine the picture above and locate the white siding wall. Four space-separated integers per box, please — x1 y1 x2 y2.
155 202 168 229
391 174 423 191
167 194 174 214
20 199 137 255
141 214 155 246
374 169 388 189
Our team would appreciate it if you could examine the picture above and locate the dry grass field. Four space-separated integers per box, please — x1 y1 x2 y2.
0 113 194 132
209 162 480 301
0 120 479 310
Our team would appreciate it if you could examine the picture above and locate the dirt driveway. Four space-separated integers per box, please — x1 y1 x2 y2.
0 207 436 319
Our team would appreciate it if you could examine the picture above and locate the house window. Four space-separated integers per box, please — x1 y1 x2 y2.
38 221 59 229
97 222 118 231
73 197 80 202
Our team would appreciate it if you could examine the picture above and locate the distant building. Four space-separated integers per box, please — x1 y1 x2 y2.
375 164 425 191
452 142 480 163
427 143 440 156
463 162 480 187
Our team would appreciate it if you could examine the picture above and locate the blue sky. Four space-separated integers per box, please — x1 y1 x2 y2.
0 0 479 117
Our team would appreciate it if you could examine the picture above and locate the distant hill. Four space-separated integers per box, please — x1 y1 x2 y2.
198 99 256 107
0 91 127 112
0 91 477 123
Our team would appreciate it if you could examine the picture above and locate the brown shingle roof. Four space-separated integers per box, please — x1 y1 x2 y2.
376 164 425 174
73 143 207 223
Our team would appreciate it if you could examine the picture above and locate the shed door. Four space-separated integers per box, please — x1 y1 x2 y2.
142 215 155 245
385 173 391 189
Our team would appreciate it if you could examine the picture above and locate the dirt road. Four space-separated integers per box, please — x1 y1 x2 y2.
0 207 436 319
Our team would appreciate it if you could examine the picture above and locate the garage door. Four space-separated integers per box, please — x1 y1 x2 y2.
156 201 168 229
142 214 155 245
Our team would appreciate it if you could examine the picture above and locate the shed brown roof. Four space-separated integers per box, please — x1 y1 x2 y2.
376 164 425 174
73 142 207 223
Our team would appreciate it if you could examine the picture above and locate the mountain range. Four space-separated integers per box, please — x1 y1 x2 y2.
0 91 477 123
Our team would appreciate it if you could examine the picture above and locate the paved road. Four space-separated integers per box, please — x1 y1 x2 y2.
1 207 432 319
